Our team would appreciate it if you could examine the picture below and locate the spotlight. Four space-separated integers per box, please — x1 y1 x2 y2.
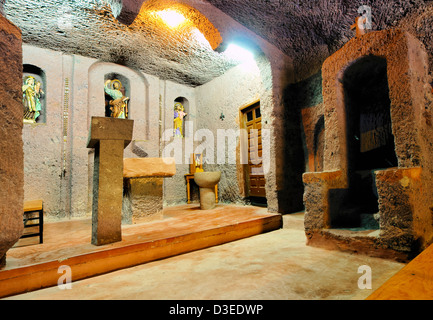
156 10 187 28
224 43 255 62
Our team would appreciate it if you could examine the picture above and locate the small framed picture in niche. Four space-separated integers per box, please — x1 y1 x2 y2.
190 153 203 174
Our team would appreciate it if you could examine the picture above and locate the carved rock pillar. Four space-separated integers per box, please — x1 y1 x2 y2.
0 15 23 268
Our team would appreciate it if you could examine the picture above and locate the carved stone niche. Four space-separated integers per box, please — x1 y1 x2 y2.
303 29 433 262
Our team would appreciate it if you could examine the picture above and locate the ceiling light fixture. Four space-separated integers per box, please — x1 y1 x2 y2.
224 43 255 62
156 10 187 28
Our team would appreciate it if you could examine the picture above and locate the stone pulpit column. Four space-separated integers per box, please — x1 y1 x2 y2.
87 117 133 246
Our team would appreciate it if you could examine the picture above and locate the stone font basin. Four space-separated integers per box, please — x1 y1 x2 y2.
194 171 221 188
194 171 221 210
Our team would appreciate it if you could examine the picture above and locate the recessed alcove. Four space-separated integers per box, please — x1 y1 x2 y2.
303 29 433 261
88 61 149 142
313 115 324 172
331 55 398 229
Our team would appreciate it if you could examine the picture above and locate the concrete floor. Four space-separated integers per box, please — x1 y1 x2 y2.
4 212 405 300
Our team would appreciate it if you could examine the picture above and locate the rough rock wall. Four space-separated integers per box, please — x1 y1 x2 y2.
194 58 263 205
0 14 23 267
161 80 196 206
405 30 433 248
255 3 433 185
280 71 324 212
87 60 160 219
192 50 299 214
398 2 433 82
21 44 197 220
13 0 300 217
22 45 65 219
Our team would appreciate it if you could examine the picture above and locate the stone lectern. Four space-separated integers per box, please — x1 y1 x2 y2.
87 117 133 246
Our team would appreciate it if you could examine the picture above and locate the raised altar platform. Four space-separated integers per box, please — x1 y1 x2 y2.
0 204 281 298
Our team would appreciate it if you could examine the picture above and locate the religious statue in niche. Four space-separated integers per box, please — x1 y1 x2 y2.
173 102 187 137
189 153 203 174
22 75 44 123
104 79 129 119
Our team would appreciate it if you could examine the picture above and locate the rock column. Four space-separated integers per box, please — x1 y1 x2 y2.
0 15 23 268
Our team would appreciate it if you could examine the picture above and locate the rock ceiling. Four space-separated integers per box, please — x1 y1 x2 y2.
206 0 432 79
2 0 236 86
2 0 432 86
207 0 427 57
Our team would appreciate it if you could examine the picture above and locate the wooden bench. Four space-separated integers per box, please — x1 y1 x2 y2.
21 200 44 244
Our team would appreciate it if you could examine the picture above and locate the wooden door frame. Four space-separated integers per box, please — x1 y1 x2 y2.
238 99 264 199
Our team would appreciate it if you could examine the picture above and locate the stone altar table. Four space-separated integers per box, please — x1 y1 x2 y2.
122 158 176 224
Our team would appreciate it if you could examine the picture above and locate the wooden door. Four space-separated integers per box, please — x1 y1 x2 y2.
243 103 266 197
